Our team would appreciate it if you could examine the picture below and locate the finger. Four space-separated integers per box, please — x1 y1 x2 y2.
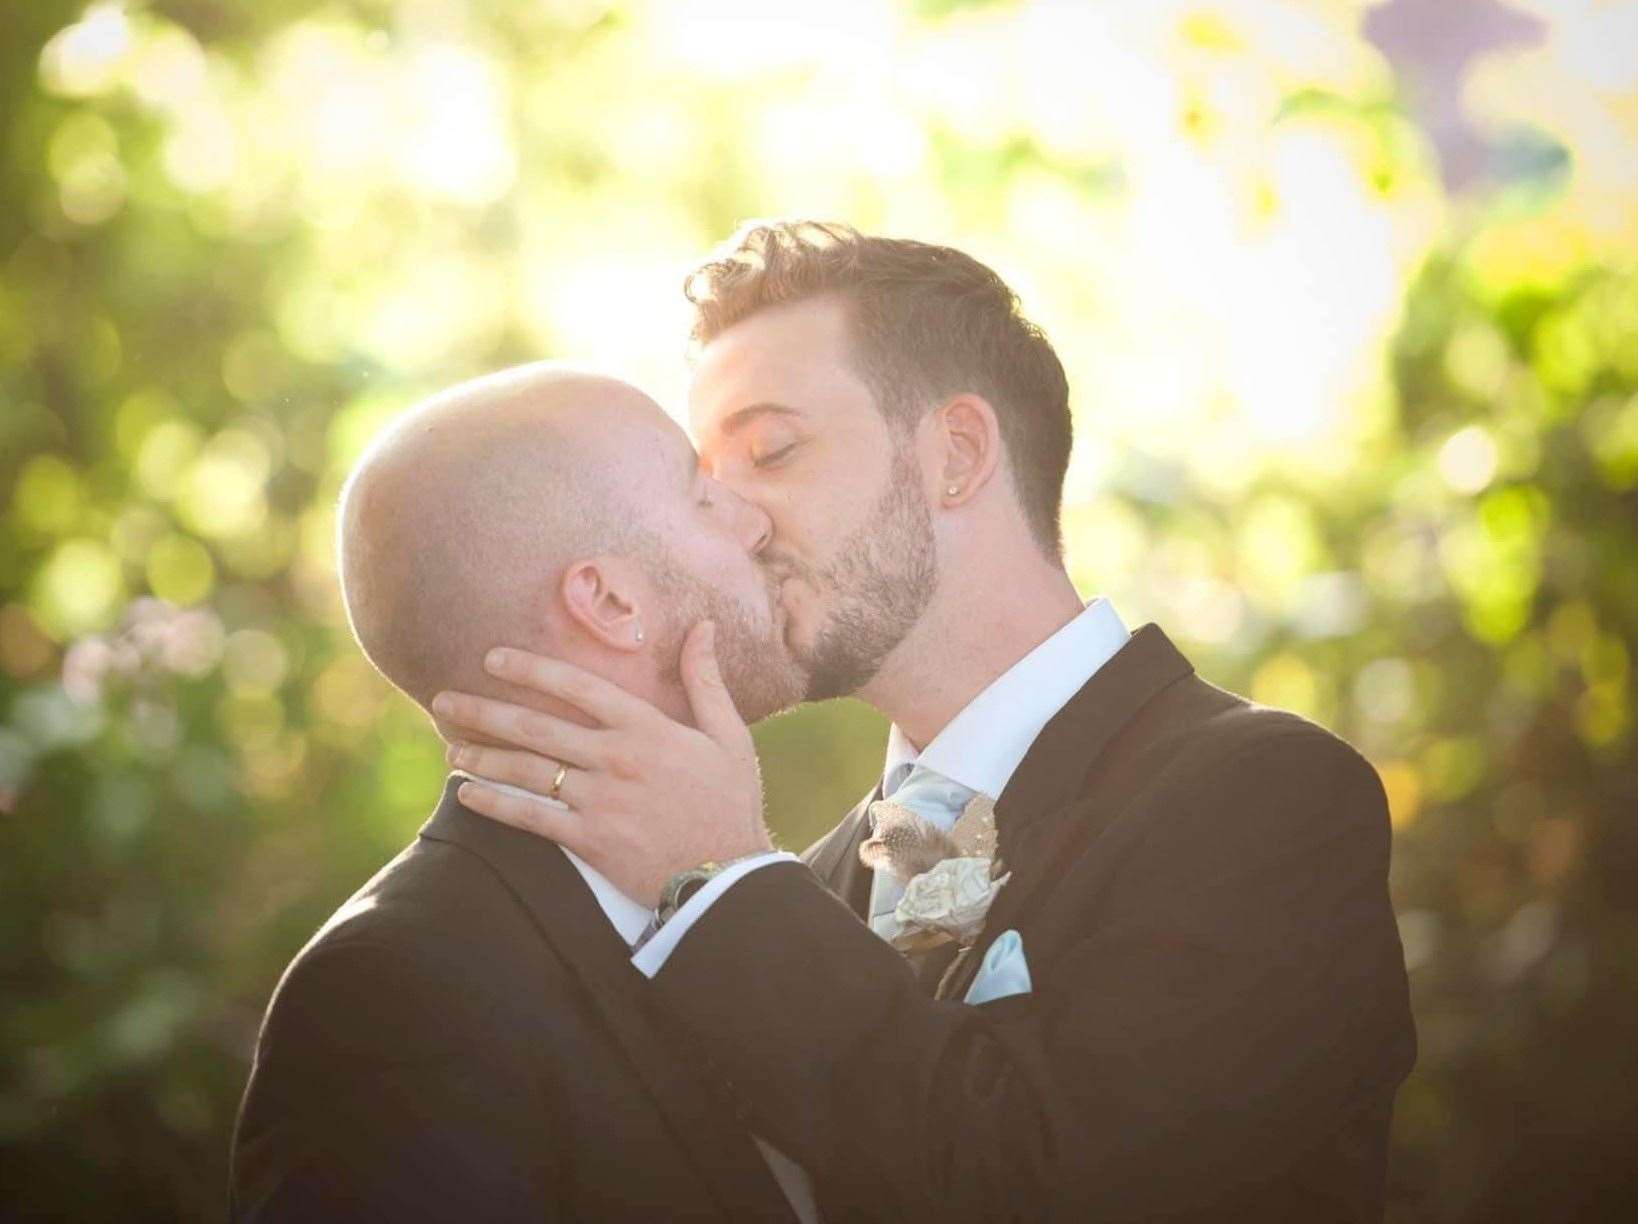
446 742 585 804
483 647 665 729
431 691 603 764
680 620 751 748
457 780 587 849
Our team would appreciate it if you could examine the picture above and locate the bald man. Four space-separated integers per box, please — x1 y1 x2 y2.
229 367 812 1222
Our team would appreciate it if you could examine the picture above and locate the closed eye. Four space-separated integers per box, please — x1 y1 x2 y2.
752 441 800 470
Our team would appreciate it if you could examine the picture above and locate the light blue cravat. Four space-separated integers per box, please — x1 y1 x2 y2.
868 763 982 942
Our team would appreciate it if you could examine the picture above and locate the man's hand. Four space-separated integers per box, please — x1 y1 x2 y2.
430 621 772 906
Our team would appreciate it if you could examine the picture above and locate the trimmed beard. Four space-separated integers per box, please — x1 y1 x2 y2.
791 439 938 701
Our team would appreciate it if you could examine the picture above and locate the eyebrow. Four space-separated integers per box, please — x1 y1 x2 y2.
718 402 806 434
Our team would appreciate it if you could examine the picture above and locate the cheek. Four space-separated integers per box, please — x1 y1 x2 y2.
762 499 813 553
760 465 854 544
741 443 892 562
787 485 869 559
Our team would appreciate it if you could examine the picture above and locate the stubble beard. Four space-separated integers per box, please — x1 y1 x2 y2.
784 441 939 702
650 557 806 724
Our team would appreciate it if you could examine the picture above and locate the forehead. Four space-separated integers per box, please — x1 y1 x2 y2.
687 296 876 438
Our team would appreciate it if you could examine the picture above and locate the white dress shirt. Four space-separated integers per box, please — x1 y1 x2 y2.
879 597 1130 801
642 597 1131 953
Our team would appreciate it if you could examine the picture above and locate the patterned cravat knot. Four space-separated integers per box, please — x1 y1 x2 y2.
862 765 1005 952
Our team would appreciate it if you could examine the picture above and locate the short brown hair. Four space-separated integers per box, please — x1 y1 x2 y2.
685 220 1072 555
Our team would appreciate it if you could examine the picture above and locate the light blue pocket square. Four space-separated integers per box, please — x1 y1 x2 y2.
963 928 1033 1005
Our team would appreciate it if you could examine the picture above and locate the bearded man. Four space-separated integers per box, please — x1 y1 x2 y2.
437 224 1417 1223
230 366 819 1221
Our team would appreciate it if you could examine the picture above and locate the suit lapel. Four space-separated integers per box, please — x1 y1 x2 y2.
420 779 795 1222
939 626 1196 1001
990 624 1193 853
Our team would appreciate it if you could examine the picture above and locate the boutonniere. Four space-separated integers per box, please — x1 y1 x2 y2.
860 794 1009 953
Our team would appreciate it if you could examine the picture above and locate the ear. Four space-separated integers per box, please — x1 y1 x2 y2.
929 394 1002 507
559 556 647 654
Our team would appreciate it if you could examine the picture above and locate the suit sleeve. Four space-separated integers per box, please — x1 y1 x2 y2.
648 732 1413 1222
231 940 556 1222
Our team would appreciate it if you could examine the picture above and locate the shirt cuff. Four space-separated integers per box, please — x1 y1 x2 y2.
630 852 797 978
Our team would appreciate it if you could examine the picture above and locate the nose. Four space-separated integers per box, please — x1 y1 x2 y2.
720 481 773 555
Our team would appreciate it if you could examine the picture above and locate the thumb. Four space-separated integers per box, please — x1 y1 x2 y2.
681 620 748 746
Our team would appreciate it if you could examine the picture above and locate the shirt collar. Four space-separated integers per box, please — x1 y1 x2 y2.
882 598 1129 800
452 772 654 946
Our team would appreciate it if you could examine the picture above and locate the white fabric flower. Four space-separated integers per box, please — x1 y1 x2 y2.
892 857 1010 949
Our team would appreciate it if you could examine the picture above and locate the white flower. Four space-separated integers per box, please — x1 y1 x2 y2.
894 856 1009 947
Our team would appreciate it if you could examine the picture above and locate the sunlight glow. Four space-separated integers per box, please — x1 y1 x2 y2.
396 44 517 205
38 3 132 98
32 540 124 640
39 0 1633 585
1439 426 1502 494
522 252 696 413
650 0 897 78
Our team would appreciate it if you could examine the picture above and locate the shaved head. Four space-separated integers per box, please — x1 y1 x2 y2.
338 365 665 709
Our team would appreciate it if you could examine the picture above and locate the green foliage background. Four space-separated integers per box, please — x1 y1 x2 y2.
2 2 1635 1220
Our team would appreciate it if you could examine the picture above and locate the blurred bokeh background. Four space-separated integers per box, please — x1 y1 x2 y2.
2 0 1635 1218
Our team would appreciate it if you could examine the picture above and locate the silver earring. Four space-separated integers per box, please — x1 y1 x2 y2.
634 626 644 644
946 485 960 497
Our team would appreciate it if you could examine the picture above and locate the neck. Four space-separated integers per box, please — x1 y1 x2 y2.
857 544 1085 749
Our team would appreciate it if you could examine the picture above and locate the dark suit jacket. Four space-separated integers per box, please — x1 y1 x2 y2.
648 625 1417 1222
231 778 795 1222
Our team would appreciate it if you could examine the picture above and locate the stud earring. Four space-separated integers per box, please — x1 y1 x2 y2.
946 485 960 497
634 626 644 644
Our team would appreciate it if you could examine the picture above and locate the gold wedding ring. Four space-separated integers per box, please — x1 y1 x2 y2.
547 762 570 802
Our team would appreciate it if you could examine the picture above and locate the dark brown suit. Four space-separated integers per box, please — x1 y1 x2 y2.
649 625 1416 1222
